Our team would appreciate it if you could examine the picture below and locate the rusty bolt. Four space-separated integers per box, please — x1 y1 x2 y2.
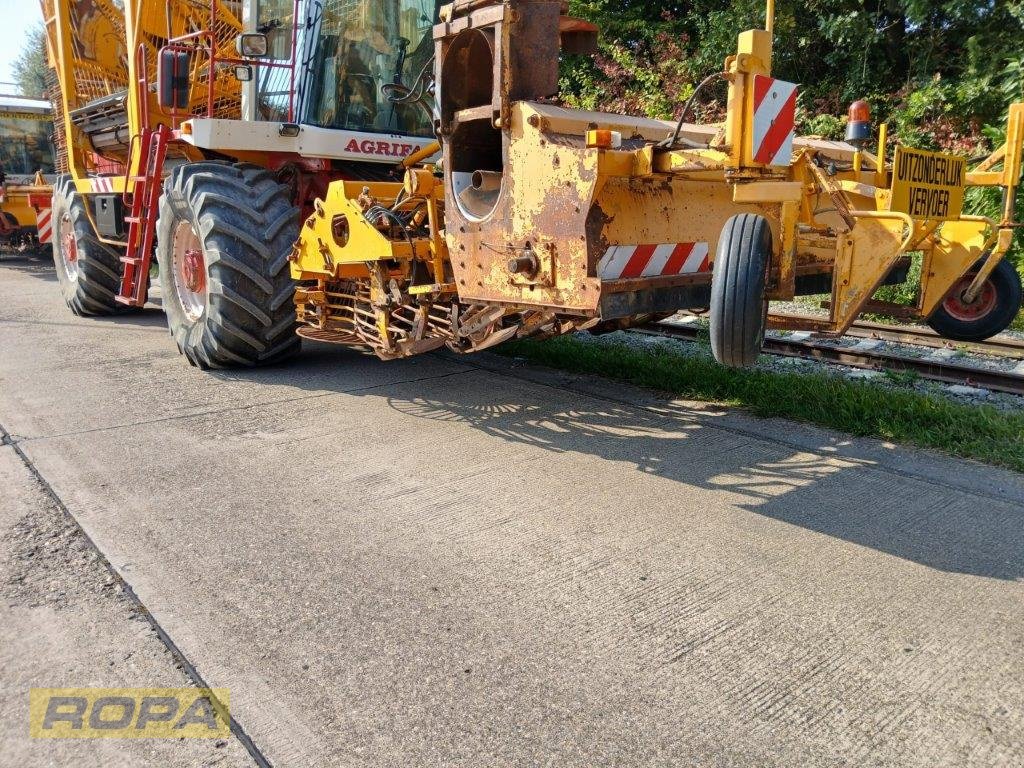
508 251 540 277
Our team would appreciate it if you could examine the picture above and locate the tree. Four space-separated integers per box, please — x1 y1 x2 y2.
562 1 1024 150
12 24 48 99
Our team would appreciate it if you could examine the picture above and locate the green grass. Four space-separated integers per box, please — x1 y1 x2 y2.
499 335 1024 473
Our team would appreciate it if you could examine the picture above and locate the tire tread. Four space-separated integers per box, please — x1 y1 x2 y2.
926 259 1022 342
710 213 771 368
155 163 300 369
50 175 130 317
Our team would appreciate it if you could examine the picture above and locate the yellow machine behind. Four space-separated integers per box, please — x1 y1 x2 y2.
0 96 56 253
41 0 243 197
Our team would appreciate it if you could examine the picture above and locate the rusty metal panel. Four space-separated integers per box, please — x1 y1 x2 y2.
443 101 602 313
505 3 562 102
600 284 712 320
828 214 911 332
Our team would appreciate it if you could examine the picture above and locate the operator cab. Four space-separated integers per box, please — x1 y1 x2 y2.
0 96 56 184
299 0 435 138
182 0 440 164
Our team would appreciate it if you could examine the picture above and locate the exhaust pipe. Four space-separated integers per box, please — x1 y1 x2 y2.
471 170 502 192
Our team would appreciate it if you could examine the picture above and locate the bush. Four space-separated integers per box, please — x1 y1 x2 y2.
800 112 845 140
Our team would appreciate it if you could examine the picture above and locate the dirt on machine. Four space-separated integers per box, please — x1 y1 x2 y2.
40 0 1024 372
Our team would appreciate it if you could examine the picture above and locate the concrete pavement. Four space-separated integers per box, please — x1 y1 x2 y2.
1 253 1023 767
0 436 253 767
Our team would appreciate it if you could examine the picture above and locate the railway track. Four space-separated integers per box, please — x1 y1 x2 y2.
841 320 1024 359
636 320 1024 397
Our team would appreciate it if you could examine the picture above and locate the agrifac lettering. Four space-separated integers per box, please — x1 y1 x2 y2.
344 139 421 158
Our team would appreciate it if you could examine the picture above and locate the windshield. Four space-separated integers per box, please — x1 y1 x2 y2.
0 112 54 176
304 0 438 138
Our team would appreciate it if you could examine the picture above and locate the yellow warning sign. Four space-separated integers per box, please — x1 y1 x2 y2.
890 146 966 221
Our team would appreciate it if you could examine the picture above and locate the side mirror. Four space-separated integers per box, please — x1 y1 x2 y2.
157 49 192 111
236 33 269 58
234 65 253 82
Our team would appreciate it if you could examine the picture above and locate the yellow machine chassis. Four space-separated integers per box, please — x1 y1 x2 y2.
39 0 1024 366
1 174 53 241
292 0 1024 362
41 0 242 201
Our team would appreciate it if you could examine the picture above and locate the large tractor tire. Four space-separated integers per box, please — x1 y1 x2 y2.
926 259 1022 342
50 175 129 316
709 213 771 368
155 162 301 369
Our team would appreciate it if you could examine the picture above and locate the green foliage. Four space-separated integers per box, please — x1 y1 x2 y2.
563 1 1024 148
964 124 1024 275
872 252 923 308
12 24 48 99
800 112 845 140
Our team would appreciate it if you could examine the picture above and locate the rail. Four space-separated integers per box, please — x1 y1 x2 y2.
840 321 1024 360
636 321 1024 397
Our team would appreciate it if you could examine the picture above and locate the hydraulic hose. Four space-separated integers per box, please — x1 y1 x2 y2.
659 71 729 150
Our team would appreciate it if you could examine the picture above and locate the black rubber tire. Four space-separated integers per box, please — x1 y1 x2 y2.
926 259 1023 342
155 162 301 369
709 213 771 368
50 175 129 316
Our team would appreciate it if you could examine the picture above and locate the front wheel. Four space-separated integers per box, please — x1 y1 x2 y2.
50 175 129 316
155 162 301 369
709 214 771 368
926 259 1022 342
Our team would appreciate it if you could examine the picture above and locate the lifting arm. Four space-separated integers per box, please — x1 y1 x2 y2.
961 102 1024 301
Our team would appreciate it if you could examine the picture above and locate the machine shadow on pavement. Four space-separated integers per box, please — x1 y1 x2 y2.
211 340 1024 583
1 256 168 329
0 253 57 283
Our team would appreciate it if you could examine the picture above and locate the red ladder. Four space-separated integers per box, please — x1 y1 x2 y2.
116 124 170 306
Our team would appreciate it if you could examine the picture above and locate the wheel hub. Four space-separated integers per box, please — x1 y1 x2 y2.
59 213 79 281
171 221 207 322
182 248 205 293
943 274 997 322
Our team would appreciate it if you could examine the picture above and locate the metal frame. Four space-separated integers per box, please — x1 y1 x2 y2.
290 0 1024 361
159 0 300 126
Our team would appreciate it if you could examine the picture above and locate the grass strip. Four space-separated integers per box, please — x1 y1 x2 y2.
500 334 1024 473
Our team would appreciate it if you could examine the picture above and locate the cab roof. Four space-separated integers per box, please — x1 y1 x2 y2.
0 94 52 115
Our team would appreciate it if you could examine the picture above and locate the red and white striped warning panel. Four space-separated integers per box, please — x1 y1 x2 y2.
35 208 52 244
751 75 798 167
91 176 116 193
598 242 710 280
